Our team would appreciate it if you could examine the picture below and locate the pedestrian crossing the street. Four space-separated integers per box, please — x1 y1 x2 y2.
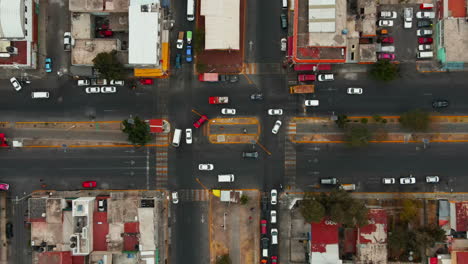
155 134 169 189
179 189 211 202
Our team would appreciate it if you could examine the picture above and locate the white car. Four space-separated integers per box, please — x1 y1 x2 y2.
417 29 433 36
281 38 287 51
305 100 319 106
185 128 192 144
416 11 435 19
221 108 236 115
101 86 116 93
378 20 394 27
380 11 397 19
272 120 282 134
317 74 334 81
270 210 277 223
426 176 439 183
404 8 413 29
418 44 432 51
268 109 283 115
177 39 184 49
271 228 278 244
271 189 278 205
382 178 396 184
198 164 214 171
77 79 90 86
347 87 363 94
85 87 100 94
110 80 125 86
10 77 22 91
400 176 416 184
172 192 179 204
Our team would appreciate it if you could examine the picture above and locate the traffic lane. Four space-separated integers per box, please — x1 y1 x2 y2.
0 148 155 195
295 143 467 192
255 0 284 62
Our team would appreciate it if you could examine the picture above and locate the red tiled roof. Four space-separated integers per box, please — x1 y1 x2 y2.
71 256 85 264
124 222 140 233
448 0 466 18
456 202 468 232
311 219 339 252
358 209 387 244
457 252 468 264
124 234 139 251
93 211 109 251
38 252 72 264
0 41 28 65
343 228 357 254
149 119 163 133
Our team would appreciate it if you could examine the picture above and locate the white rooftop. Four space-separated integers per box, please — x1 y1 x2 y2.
0 0 24 38
309 0 336 33
129 0 161 65
201 0 240 50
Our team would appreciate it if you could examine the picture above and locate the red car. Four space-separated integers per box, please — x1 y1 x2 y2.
0 183 9 191
193 115 208 128
98 30 113 37
139 78 154 85
82 181 97 188
0 133 8 147
379 37 394 44
418 37 433 44
260 219 267 234
378 53 396 60
271 256 278 263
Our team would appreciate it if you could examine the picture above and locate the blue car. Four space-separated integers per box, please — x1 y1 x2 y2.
175 53 181 69
45 58 52 73
186 45 192 63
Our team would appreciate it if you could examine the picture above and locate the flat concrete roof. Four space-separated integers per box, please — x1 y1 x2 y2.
359 0 377 36
201 0 240 50
72 39 119 65
138 208 155 251
359 43 376 62
71 13 93 40
443 18 468 62
69 0 129 12
46 199 63 224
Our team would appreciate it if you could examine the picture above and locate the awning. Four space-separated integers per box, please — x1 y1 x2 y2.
149 119 163 133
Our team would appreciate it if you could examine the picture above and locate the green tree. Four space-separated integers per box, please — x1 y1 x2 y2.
388 225 412 254
399 109 430 132
122 116 152 146
194 29 205 54
240 194 249 205
414 226 446 248
216 254 231 264
335 114 349 129
348 201 369 227
344 124 372 147
300 196 325 223
369 60 399 81
400 199 420 223
92 50 124 80
329 203 347 224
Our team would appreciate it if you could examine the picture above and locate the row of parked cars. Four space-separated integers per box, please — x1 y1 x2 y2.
383 175 439 184
414 5 435 59
377 11 397 61
261 189 278 263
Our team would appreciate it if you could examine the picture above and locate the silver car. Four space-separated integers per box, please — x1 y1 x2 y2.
400 175 416 184
272 120 282 134
198 164 214 171
101 86 117 93
85 87 100 94
347 87 363 94
426 176 439 183
268 109 283 115
10 77 22 91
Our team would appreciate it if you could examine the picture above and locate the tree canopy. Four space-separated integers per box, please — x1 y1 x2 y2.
92 50 124 80
369 60 399 81
122 116 152 146
344 124 372 147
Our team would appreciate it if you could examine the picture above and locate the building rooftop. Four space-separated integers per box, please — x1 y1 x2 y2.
71 39 119 65
69 0 129 12
310 219 342 264
37 251 72 264
71 13 93 40
455 202 468 232
443 18 468 63
93 211 109 251
29 198 47 220
201 0 240 50
0 1 25 38
457 252 468 263
447 0 466 18
357 209 388 263
138 208 155 251
358 43 376 62
308 0 336 33
46 199 63 224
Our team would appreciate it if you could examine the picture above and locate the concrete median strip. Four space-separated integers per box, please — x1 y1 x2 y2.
208 117 260 144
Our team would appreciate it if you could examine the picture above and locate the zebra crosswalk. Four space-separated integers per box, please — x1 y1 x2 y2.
284 121 297 190
155 134 169 189
179 189 211 202
242 63 284 75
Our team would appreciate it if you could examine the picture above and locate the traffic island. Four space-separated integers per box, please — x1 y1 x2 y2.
208 118 260 144
209 190 260 264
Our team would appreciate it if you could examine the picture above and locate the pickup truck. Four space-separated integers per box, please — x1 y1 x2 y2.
63 32 73 51
91 79 107 85
209 96 229 104
198 73 219 82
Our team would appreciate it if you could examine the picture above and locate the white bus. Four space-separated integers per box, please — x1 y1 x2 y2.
187 0 195 21
172 129 182 147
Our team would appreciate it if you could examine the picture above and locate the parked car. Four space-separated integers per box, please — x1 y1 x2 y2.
378 53 396 60
400 176 416 184
45 58 52 73
378 20 394 27
172 192 179 204
193 115 208 128
432 99 449 108
98 30 113 37
380 11 397 18
379 37 394 43
418 37 433 44
281 38 287 51
261 238 269 258
268 109 283 115
271 189 278 205
10 77 22 91
229 75 239 83
185 128 192 144
347 87 363 94
420 3 434 9
317 73 334 81
250 93 263 100
186 45 193 62
404 7 413 28
271 228 278 244
101 86 117 93
242 151 259 159
110 80 124 86
270 210 277 223
272 120 282 134
426 176 439 183
85 87 100 94
260 219 267 234
416 11 435 18
418 44 432 51
305 100 319 106
6 222 13 238
271 256 278 264
82 181 97 188
77 79 90 86
198 164 214 171
417 19 433 27
280 13 288 29
0 183 9 191
175 53 182 69
98 199 107 211
139 78 154 85
417 29 433 36
221 108 236 115
382 178 396 184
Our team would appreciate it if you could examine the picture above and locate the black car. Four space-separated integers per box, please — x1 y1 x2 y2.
432 99 449 108
250 93 264 100
229 75 239 83
417 20 433 27
219 75 228 82
280 13 288 29
6 222 13 239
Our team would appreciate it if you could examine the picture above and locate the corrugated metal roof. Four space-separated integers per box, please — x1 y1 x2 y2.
201 0 240 50
0 1 24 38
308 0 336 33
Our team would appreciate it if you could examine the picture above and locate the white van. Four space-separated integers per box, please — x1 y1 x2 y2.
218 174 234 182
31 92 49 99
172 129 182 147
187 0 195 21
417 51 433 59
282 0 288 8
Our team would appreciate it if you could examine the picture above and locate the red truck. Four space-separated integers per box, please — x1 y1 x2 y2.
289 85 315 94
298 74 315 82
199 73 219 82
294 64 332 72
0 134 8 147
209 96 229 104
